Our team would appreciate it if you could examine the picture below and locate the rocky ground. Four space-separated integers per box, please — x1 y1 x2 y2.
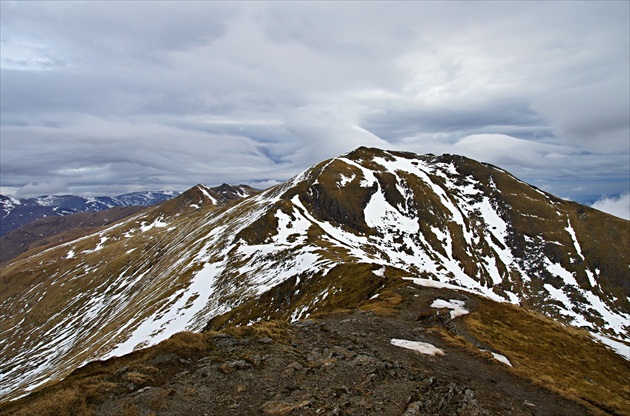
87 285 595 416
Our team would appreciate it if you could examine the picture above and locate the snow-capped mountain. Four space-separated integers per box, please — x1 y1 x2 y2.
1 147 628 401
0 191 181 236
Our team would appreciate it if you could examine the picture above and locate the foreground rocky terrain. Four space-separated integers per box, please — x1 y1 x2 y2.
2 283 628 416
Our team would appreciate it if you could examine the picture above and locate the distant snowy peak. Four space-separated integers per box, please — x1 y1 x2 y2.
0 195 21 220
0 191 180 236
114 191 180 207
0 185 260 236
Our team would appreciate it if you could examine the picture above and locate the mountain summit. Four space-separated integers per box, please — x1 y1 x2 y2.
1 147 628 405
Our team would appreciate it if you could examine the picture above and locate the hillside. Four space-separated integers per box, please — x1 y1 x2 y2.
3 283 629 415
1 147 628 412
0 207 145 265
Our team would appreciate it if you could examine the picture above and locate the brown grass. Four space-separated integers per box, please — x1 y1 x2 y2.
224 320 289 341
462 297 630 415
157 331 209 356
359 291 404 316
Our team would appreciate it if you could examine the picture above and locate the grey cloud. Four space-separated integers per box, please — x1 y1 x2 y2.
359 98 548 143
15 178 68 198
533 74 630 153
1 1 628 207
1 2 233 60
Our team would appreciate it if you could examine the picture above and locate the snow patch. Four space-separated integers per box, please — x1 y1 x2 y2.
592 334 630 360
337 173 355 188
390 339 445 356
140 217 168 232
565 219 585 261
373 267 386 277
431 298 469 319
482 350 513 366
82 236 108 254
105 261 222 359
198 185 219 205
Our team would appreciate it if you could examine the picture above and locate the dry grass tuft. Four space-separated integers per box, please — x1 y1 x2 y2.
157 331 209 356
359 291 403 316
225 320 289 341
1 385 92 416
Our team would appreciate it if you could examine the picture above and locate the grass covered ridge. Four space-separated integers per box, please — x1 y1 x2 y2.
462 296 630 415
206 263 407 330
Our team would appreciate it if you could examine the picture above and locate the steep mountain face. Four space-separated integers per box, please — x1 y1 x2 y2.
1 147 628 403
0 191 180 236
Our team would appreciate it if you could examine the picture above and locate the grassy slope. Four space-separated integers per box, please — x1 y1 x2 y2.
461 297 630 415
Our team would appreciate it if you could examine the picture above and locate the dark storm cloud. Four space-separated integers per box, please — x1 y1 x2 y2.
1 1 628 217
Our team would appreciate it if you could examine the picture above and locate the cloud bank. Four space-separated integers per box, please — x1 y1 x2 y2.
1 2 628 212
591 193 630 221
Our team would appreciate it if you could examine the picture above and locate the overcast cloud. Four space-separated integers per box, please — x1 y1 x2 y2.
1 1 628 216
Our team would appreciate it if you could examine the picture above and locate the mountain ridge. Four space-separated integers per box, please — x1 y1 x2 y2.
1 147 628 405
0 185 259 264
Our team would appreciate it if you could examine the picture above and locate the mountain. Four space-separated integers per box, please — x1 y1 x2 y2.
0 191 181 236
1 148 628 413
0 185 258 264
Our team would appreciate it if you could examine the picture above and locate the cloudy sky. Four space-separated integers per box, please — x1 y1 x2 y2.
1 2 629 217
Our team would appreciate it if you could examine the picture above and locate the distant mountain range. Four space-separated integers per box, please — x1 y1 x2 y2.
0 191 181 236
1 148 628 414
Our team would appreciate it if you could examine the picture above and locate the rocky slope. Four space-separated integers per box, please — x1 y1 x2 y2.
1 147 628 406
2 284 628 415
